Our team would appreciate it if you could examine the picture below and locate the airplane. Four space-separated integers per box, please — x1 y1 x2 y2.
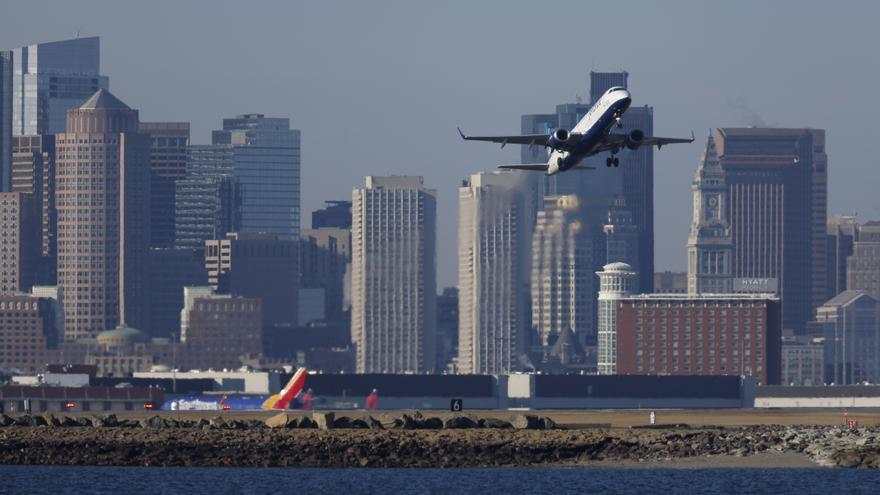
161 368 308 411
458 86 694 175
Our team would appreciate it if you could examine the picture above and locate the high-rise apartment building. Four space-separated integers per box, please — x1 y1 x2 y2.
212 114 301 240
596 262 638 374
687 134 734 294
458 172 534 374
847 222 880 299
205 232 298 328
714 128 828 334
9 37 109 136
0 192 39 294
531 195 599 349
351 176 436 373
139 122 190 248
55 90 151 340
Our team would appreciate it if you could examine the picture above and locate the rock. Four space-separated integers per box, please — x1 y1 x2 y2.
480 418 513 429
367 416 384 430
94 414 119 427
540 417 558 430
834 451 863 468
393 414 418 429
313 412 335 430
333 416 353 429
118 419 140 428
140 415 167 428
443 416 478 429
209 416 229 429
421 417 443 429
266 412 298 429
298 417 316 429
32 415 48 427
511 414 543 430
0 414 13 427
350 419 369 429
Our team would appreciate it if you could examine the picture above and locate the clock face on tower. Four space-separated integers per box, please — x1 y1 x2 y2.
704 194 719 221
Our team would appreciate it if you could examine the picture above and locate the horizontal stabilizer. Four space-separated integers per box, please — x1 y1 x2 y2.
497 164 549 171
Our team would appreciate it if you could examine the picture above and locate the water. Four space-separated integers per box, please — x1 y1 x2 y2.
2 465 878 495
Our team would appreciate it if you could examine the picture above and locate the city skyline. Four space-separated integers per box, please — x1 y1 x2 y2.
2 1 877 287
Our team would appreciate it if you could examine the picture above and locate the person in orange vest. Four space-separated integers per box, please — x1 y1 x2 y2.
365 388 379 411
301 388 314 410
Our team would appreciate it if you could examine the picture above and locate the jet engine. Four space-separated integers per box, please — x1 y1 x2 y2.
546 128 572 150
625 129 645 150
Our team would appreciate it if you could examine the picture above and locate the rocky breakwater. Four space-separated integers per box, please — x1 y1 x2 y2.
0 412 877 468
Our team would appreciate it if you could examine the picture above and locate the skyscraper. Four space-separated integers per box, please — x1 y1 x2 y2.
521 71 654 293
55 89 151 340
11 134 55 284
826 215 857 300
212 114 301 240
687 134 734 294
300 227 350 322
9 37 109 136
312 200 352 229
531 195 600 349
458 172 534 374
351 176 436 373
205 232 298 328
714 128 828 333
139 122 190 248
604 196 640 269
0 192 39 294
0 50 11 191
847 221 880 299
174 144 241 250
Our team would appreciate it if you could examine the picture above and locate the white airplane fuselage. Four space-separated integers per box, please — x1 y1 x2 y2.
546 88 632 175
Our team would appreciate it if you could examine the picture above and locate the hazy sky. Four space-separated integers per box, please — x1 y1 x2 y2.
4 0 879 287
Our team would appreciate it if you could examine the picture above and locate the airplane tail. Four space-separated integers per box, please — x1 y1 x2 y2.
261 367 307 410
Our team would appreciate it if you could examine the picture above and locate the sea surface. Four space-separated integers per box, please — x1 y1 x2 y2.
2 465 879 494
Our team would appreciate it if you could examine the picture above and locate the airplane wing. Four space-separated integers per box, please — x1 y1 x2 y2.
459 128 552 148
497 164 596 172
498 164 549 171
598 131 695 152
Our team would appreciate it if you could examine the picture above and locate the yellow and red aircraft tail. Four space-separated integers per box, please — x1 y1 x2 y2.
261 368 307 410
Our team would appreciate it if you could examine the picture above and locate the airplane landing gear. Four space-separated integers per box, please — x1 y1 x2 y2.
606 157 620 167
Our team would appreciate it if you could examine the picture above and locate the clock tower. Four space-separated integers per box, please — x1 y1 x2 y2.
687 132 734 294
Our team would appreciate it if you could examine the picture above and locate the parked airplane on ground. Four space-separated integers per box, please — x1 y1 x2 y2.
162 368 308 411
458 87 694 175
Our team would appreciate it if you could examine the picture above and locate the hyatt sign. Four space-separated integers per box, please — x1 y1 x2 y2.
733 278 779 293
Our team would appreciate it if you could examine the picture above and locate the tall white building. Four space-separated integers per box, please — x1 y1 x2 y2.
351 176 436 373
531 195 600 349
596 262 637 374
687 134 734 294
458 172 534 374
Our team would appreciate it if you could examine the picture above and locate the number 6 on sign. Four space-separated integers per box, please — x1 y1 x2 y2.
450 399 463 412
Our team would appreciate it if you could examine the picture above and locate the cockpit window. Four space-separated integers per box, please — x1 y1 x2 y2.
606 86 625 94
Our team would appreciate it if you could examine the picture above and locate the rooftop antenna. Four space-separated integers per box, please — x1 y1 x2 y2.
75 28 81 39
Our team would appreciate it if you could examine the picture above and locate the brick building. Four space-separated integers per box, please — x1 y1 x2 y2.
616 294 782 385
